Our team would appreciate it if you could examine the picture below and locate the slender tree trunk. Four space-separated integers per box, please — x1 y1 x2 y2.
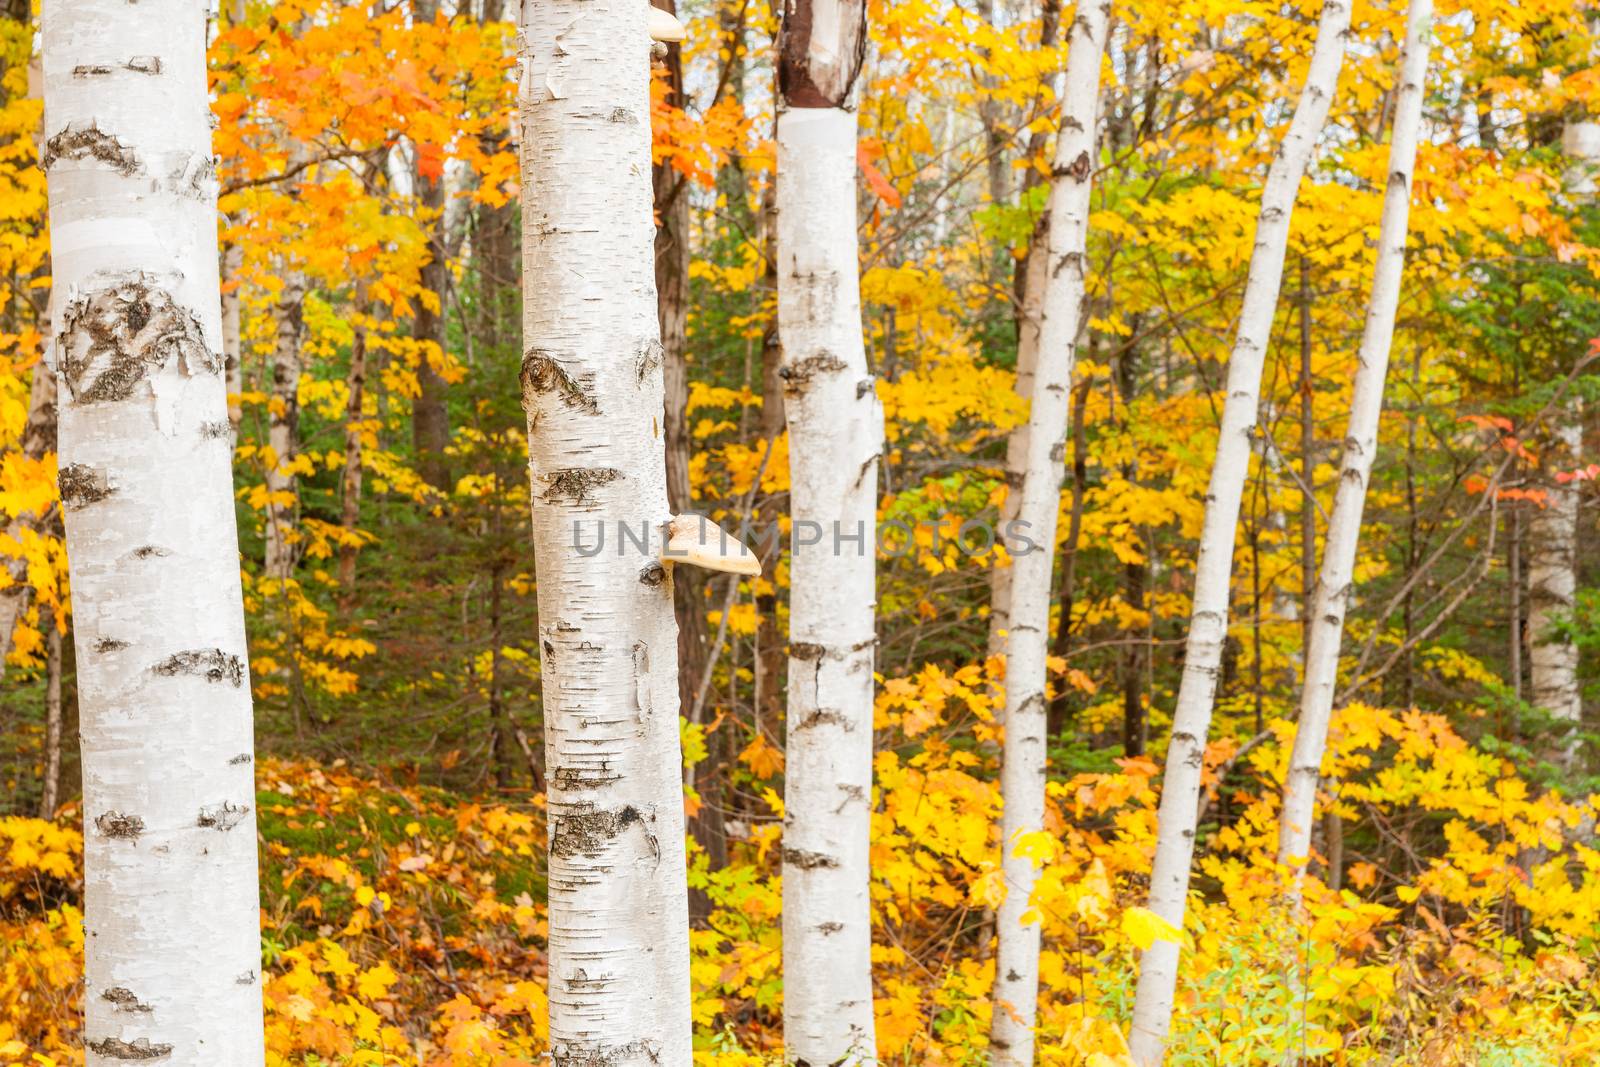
1046 377 1091 736
988 0 1061 666
338 294 368 605
43 0 266 1056
1299 257 1316 655
519 1 691 1059
776 2 880 1061
755 183 787 752
989 235 1046 663
409 0 451 495
1128 0 1351 1058
264 271 304 581
1508 495 1524 701
0 358 58 674
1277 0 1433 893
221 242 243 435
988 5 1110 1064
39 610 62 818
1527 417 1582 757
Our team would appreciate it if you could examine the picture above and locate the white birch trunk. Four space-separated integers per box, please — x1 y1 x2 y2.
220 242 243 435
264 272 303 581
519 1 691 1061
987 234 1046 664
777 105 882 1067
1277 0 1434 892
1527 416 1581 753
987 6 1109 1063
0 360 58 674
41 0 266 1060
1127 1 1351 1060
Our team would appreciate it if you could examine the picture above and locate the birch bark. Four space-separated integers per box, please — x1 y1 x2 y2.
519 1 691 1060
1277 0 1434 892
264 270 303 581
988 5 1110 1063
1527 418 1582 756
1127 1 1351 1060
775 2 880 1061
42 0 266 1060
0 360 58 673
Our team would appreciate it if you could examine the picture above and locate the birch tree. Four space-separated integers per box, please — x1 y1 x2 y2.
1520 118 1600 762
775 0 880 1061
988 5 1110 1063
1278 0 1434 891
1128 1 1351 1059
519 1 691 1060
41 0 266 1059
264 268 304 581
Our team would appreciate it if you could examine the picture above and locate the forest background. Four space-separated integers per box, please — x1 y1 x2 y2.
4 0 1600 1062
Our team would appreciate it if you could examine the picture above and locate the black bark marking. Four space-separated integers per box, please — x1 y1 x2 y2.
95 811 144 840
1053 149 1092 183
638 562 666 587
541 467 621 504
196 801 250 831
235 970 257 985
86 1037 172 1060
816 921 844 934
59 464 114 509
521 350 599 414
779 353 847 390
228 753 252 765
93 637 129 653
635 338 663 383
552 764 622 790
790 641 826 661
126 56 162 74
72 64 115 76
58 277 219 403
550 804 657 862
797 708 850 731
102 987 152 1013
199 420 232 439
783 847 840 869
129 545 168 559
551 1039 662 1067
152 648 244 687
41 122 139 174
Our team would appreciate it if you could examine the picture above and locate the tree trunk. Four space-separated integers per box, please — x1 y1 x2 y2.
651 0 720 886
1046 377 1090 736
988 4 1110 1064
776 1 880 1061
519 1 691 1060
413 161 451 491
338 294 368 605
1277 0 1433 900
0 357 58 674
39 610 62 818
42 0 267 1056
755 184 787 752
221 242 243 435
264 271 304 581
1527 417 1581 759
987 0 1062 667
1127 0 1351 1059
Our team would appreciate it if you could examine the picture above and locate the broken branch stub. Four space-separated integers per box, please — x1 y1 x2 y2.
660 514 761 576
